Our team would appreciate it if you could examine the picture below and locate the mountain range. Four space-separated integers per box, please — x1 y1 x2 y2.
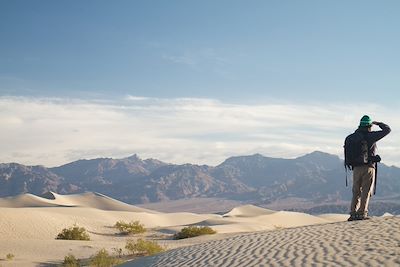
1 151 400 210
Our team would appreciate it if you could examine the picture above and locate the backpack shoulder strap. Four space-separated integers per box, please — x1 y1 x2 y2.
360 131 372 162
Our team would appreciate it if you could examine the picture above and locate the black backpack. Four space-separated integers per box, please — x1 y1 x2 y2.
344 131 380 195
344 131 369 170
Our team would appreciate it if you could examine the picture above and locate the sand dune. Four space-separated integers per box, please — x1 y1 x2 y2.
223 204 276 217
186 207 342 234
0 191 157 213
122 216 400 267
138 197 242 213
0 193 67 208
0 192 364 266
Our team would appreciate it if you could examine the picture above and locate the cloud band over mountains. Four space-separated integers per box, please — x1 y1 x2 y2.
0 96 398 167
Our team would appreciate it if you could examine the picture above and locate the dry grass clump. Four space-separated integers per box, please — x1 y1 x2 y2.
125 239 165 256
89 248 122 267
62 254 80 267
62 249 122 267
6 253 15 260
114 220 146 235
56 224 90 241
174 225 216 239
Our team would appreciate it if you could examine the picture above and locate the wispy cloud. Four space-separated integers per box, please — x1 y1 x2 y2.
125 95 150 101
0 96 398 167
162 54 197 66
161 47 231 77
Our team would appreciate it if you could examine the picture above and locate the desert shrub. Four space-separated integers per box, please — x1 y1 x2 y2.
89 248 122 267
56 224 90 241
6 253 15 260
125 239 165 256
174 226 216 239
114 220 146 235
112 247 123 258
63 254 80 267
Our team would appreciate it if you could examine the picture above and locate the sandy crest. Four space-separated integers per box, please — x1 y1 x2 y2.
0 191 157 213
121 216 400 267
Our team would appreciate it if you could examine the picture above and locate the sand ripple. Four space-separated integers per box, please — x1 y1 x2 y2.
123 217 400 267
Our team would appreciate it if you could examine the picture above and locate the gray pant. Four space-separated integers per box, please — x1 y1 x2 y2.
350 165 375 215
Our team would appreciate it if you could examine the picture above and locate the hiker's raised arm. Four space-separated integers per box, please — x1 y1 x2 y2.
374 122 391 134
370 121 391 142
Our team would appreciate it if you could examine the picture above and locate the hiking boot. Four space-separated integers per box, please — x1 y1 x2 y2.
348 213 367 221
359 211 370 220
359 215 371 220
347 216 355 221
347 213 357 221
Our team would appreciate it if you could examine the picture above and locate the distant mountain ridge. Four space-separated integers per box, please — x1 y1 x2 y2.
1 151 400 206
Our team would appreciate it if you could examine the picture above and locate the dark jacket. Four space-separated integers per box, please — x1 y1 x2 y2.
355 122 391 167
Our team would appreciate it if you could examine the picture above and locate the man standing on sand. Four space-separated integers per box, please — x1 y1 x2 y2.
347 115 391 221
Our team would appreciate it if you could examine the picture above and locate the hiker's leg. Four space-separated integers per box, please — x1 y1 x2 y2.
350 167 363 214
359 166 375 215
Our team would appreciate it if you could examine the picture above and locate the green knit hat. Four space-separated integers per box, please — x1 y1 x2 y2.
359 115 372 127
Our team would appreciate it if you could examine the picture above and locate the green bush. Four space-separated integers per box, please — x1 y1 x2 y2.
56 224 90 241
114 220 146 235
89 248 122 267
174 226 216 239
6 253 15 260
63 254 80 267
125 239 165 256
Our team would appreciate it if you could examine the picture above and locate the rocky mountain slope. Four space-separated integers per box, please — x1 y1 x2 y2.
1 151 399 206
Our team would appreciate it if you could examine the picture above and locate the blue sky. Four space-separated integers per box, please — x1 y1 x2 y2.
0 1 398 166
